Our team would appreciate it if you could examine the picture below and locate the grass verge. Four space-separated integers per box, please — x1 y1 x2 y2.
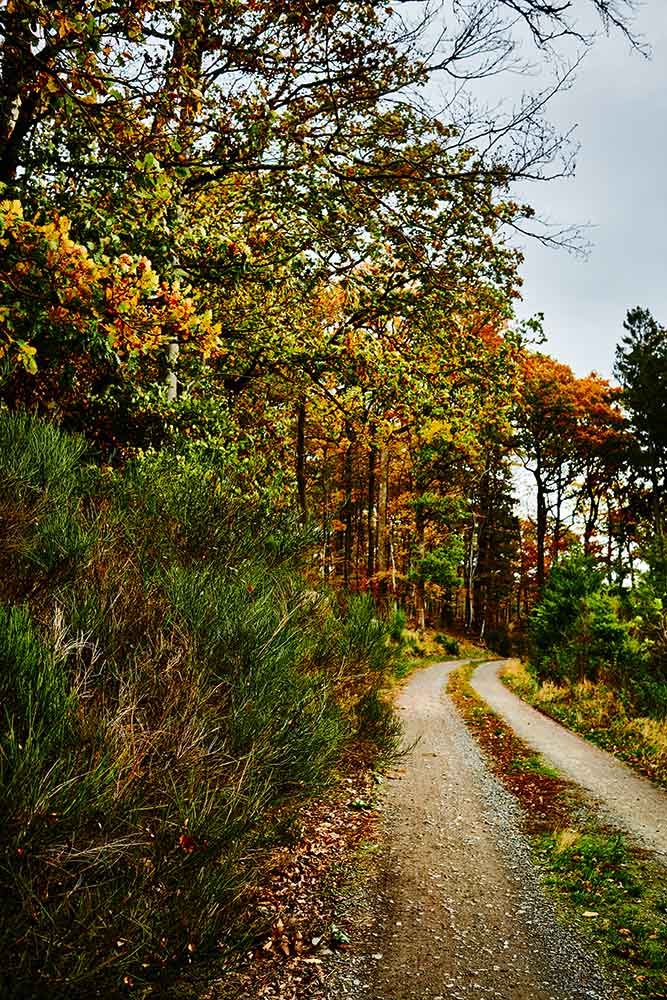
448 663 667 1000
501 660 667 789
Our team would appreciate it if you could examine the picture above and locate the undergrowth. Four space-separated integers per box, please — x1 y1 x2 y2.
392 628 488 680
0 411 403 999
449 663 667 1000
502 660 667 788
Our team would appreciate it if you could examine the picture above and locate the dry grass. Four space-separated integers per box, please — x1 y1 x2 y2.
552 827 581 854
501 662 667 788
627 717 667 772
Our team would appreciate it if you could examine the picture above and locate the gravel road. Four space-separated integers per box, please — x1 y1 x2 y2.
327 661 617 1000
471 660 667 858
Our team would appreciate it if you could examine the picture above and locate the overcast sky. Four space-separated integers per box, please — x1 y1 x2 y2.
509 3 667 380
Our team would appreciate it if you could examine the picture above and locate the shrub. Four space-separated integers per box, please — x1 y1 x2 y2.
353 686 403 765
434 633 460 656
388 607 407 645
0 412 402 998
336 594 394 675
529 549 638 685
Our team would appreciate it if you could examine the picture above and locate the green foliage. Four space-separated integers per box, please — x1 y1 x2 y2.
336 594 395 675
353 687 403 765
615 307 667 591
388 607 407 645
434 633 461 656
0 409 97 585
529 549 638 684
0 408 89 505
415 536 464 590
615 307 667 473
627 575 667 689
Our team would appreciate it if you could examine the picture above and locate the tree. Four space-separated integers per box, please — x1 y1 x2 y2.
0 0 642 630
514 352 580 589
0 0 638 191
615 307 667 587
529 548 635 684
569 373 629 555
515 351 627 590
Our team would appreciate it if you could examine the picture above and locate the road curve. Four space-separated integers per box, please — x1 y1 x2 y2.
471 660 667 858
329 661 614 1000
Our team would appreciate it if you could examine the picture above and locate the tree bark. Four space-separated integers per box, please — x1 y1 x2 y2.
342 421 355 589
376 445 389 592
551 469 563 565
296 400 307 520
367 442 377 587
464 513 478 630
536 479 547 591
0 4 40 184
167 337 179 400
415 504 426 630
583 495 599 555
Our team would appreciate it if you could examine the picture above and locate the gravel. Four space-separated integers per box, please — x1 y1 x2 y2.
472 660 667 859
325 661 621 1000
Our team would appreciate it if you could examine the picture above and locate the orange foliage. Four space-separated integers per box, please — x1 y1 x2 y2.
0 200 221 372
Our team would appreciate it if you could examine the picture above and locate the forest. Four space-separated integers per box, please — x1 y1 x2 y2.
1 0 665 996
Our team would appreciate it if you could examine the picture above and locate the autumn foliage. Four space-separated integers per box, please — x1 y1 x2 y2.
0 0 655 995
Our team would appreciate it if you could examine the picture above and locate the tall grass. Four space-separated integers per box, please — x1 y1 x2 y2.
0 411 97 591
0 411 402 998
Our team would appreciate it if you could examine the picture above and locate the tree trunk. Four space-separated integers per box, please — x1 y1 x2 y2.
0 4 41 184
583 495 599 555
296 401 307 520
376 445 389 595
342 421 355 589
606 496 614 586
389 529 397 608
367 442 377 587
415 505 426 630
321 445 330 581
551 470 563 565
536 478 547 591
464 513 478 630
167 337 179 400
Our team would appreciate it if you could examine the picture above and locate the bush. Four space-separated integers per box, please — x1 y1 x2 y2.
632 679 667 720
0 412 402 998
434 633 460 656
529 549 638 684
353 686 403 765
336 594 394 675
388 607 407 645
627 577 667 686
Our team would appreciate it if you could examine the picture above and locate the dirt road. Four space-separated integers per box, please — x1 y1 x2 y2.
471 660 667 858
328 661 616 1000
